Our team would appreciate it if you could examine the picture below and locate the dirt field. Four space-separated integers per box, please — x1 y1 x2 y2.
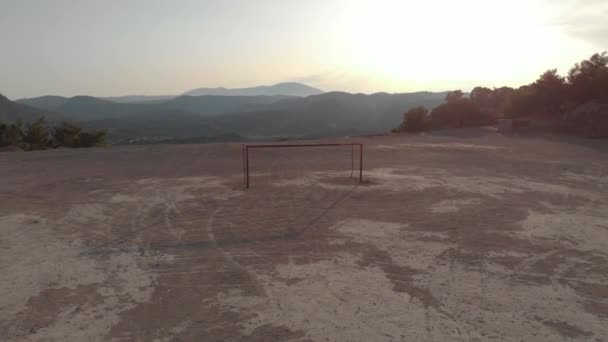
1 128 608 341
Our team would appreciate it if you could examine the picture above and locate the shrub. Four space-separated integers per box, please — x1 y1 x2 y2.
563 102 608 138
0 122 7 147
22 117 50 150
77 130 107 147
430 98 489 128
1 118 107 151
568 52 608 105
393 106 429 133
0 120 24 148
52 122 107 147
53 122 82 147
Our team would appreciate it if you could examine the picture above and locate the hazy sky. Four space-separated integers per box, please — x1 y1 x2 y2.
1 0 606 99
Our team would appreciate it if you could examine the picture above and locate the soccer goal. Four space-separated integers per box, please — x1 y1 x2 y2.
242 143 363 188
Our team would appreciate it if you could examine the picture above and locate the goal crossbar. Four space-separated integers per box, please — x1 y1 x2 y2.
242 143 363 188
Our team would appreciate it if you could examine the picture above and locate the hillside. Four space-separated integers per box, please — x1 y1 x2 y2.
94 83 323 103
13 90 447 144
13 95 69 109
17 94 290 121
77 91 447 143
155 95 291 115
183 82 324 97
103 95 176 104
0 93 63 123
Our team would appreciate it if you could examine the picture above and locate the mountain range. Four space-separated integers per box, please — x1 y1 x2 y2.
3 83 448 144
16 94 292 121
0 93 57 123
94 82 324 103
183 82 324 97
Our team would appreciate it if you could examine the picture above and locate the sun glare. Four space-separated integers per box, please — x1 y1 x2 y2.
335 0 591 91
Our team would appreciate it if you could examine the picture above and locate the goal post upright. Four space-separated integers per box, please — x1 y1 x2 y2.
242 142 364 188
359 143 363 183
245 144 250 188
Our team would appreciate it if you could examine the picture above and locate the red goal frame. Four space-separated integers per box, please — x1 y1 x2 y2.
242 143 363 188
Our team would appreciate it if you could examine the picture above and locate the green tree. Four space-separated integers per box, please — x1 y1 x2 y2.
567 52 608 104
445 90 464 103
492 87 516 113
503 70 567 118
77 130 107 147
6 121 23 146
53 122 83 147
23 117 50 150
431 98 487 128
504 85 536 118
394 106 429 133
0 122 7 147
52 122 107 147
470 87 494 108
532 69 567 117
2 118 106 151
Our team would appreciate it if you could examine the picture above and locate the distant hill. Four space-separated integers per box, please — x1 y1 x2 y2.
18 94 290 121
58 96 149 120
102 95 176 104
13 90 448 144
76 91 447 143
15 95 68 110
92 82 323 103
18 96 148 121
183 82 324 97
0 93 63 123
213 91 449 138
156 95 291 114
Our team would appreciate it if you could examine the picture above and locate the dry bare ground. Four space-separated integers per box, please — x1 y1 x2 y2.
1 128 608 341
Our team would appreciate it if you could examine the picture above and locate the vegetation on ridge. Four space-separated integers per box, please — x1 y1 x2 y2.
395 52 608 137
0 117 106 151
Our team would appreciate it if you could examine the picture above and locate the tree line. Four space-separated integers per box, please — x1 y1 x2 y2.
395 52 608 136
0 117 106 150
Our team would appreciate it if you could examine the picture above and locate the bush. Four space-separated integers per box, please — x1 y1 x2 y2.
568 52 608 105
0 118 107 151
0 122 7 147
77 130 107 147
5 121 23 146
53 122 106 147
430 98 490 128
563 102 608 138
53 122 82 147
393 106 430 133
22 117 50 150
504 86 537 118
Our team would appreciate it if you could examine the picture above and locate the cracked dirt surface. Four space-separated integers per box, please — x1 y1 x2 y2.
1 129 608 341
